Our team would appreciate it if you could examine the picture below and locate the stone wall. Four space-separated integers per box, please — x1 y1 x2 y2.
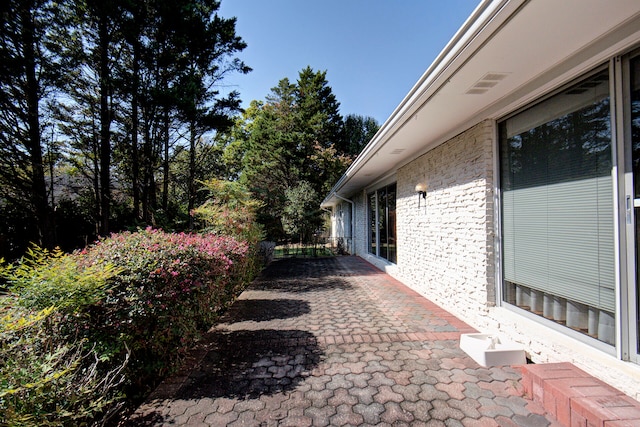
396 120 496 322
344 119 640 398
353 191 367 257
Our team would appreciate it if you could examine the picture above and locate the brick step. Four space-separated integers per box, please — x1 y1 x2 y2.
520 362 640 426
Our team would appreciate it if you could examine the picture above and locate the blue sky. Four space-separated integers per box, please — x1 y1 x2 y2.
218 1 480 125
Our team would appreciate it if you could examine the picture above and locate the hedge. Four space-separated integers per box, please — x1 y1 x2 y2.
0 228 259 426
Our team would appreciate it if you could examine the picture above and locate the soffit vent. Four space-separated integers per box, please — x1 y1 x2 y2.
466 72 510 95
389 148 405 155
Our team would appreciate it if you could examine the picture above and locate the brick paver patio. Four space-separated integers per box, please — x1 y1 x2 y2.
127 256 560 426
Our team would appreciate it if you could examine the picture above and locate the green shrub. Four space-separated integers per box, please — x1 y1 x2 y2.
79 228 256 392
4 246 120 313
0 228 260 425
0 301 128 426
194 179 265 245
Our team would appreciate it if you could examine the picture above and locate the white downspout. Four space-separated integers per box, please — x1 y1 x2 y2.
334 194 355 255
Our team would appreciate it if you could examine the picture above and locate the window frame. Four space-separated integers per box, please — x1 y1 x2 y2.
367 183 397 263
497 63 618 352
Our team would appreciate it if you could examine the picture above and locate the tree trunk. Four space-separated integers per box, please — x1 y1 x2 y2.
46 131 57 243
131 37 141 220
92 143 100 236
21 1 54 248
187 120 197 230
98 14 111 236
162 107 169 211
141 115 155 225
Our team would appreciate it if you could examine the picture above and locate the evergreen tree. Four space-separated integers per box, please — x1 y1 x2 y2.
241 81 298 240
343 114 380 155
1 0 249 256
169 0 249 229
0 0 68 252
238 67 363 241
282 180 321 244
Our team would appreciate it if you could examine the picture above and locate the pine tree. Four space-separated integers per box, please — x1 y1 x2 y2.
240 67 350 241
0 0 67 251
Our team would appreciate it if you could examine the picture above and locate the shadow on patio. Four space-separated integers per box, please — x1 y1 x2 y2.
125 256 557 427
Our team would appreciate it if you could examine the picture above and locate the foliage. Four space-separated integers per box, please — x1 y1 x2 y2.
0 0 66 249
0 0 380 259
169 140 231 215
309 141 356 195
0 227 259 424
79 228 254 381
343 114 380 156
282 181 322 243
0 0 249 256
4 245 120 312
0 199 41 261
230 67 379 241
0 251 128 426
237 69 340 240
194 179 264 244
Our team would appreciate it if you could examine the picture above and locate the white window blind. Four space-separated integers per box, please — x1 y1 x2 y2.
500 70 615 313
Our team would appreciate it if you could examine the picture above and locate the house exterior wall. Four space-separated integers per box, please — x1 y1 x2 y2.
329 201 353 254
346 119 640 398
329 207 338 240
396 120 496 318
353 191 367 257
330 202 347 239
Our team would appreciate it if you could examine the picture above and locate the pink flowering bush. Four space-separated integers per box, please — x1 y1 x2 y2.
1 228 259 424
79 227 256 390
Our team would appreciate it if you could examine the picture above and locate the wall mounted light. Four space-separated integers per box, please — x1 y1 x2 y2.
415 183 427 210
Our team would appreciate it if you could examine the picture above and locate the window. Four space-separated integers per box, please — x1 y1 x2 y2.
368 183 397 263
368 192 377 255
630 55 640 354
499 69 616 345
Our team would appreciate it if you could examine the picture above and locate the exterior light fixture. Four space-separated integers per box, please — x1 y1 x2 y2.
415 183 427 209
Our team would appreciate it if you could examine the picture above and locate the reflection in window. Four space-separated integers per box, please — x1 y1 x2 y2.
368 184 397 263
378 188 388 260
500 69 615 345
368 193 376 255
631 56 640 353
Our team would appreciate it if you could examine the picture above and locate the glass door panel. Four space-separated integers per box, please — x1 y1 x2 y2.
378 188 388 260
387 184 397 264
631 55 640 354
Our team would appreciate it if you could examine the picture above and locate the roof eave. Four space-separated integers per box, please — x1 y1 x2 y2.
321 0 521 207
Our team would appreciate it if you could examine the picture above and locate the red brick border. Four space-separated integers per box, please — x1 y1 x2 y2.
315 331 465 347
520 362 640 426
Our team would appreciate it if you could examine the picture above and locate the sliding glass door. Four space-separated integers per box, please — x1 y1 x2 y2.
628 54 640 359
498 51 640 361
367 184 397 263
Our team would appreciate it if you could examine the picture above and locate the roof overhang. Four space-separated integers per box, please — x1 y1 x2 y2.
322 0 640 208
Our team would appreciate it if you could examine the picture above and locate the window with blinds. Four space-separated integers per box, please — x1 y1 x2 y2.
499 69 616 345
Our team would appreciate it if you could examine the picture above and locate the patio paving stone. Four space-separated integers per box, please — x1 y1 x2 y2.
126 256 561 426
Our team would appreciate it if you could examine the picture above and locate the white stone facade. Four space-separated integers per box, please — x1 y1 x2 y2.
396 121 496 317
338 120 640 399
